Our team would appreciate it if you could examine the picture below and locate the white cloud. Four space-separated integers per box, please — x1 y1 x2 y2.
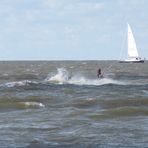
64 26 73 34
118 0 145 6
94 3 103 11
42 0 57 8
42 0 67 10
41 0 104 14
63 2 104 14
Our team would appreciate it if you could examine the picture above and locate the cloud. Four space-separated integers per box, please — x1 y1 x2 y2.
41 0 104 15
119 0 145 5
41 0 67 10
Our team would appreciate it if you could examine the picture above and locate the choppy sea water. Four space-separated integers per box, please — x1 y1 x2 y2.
0 61 148 148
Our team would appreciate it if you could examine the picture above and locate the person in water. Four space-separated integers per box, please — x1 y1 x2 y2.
97 68 104 78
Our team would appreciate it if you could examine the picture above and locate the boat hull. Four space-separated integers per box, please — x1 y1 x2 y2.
119 60 144 63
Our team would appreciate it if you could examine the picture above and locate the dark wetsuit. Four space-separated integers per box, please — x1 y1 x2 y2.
97 69 103 78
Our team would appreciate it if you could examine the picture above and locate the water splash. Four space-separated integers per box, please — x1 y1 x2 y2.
45 68 126 86
68 76 125 86
45 68 71 84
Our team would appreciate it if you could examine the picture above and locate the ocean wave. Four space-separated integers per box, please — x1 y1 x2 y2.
0 101 45 110
18 102 45 108
68 76 125 86
0 80 38 88
106 107 148 117
1 68 146 88
88 107 148 120
45 68 71 84
45 68 126 86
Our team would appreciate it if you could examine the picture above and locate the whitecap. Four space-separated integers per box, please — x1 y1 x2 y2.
68 76 126 86
19 102 45 108
45 68 71 84
2 73 9 76
1 80 37 88
44 68 127 86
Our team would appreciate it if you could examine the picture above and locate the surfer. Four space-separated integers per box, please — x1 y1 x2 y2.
97 68 104 78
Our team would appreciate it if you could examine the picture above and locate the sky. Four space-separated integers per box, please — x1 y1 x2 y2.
0 0 148 60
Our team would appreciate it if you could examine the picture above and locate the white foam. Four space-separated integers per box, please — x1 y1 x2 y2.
68 76 125 86
19 102 45 108
45 68 126 86
45 68 71 84
1 80 37 88
3 73 9 76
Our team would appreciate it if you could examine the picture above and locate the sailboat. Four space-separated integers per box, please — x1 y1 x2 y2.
119 23 144 63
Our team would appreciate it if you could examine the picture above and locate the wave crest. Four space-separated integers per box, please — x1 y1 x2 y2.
45 68 126 86
18 102 45 108
0 80 38 88
45 68 71 84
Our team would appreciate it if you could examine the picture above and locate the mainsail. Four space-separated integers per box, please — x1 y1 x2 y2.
127 24 139 58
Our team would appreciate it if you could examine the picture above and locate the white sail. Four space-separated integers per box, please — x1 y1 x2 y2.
127 24 139 58
119 23 144 63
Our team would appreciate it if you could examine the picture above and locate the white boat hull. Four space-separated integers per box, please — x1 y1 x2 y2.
119 59 144 63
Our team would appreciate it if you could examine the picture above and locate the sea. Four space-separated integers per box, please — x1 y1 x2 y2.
0 61 148 148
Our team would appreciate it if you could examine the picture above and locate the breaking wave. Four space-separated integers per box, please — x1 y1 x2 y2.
0 80 38 88
1 68 145 88
45 68 71 84
45 68 126 86
0 101 45 110
18 102 45 108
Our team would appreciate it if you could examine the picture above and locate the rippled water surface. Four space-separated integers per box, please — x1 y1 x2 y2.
0 61 148 147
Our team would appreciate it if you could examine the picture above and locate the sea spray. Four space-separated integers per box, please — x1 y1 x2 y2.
45 68 126 86
45 68 71 84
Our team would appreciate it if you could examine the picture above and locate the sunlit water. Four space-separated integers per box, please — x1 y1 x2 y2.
0 61 148 147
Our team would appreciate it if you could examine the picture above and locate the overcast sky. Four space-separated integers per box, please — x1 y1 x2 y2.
0 0 148 60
